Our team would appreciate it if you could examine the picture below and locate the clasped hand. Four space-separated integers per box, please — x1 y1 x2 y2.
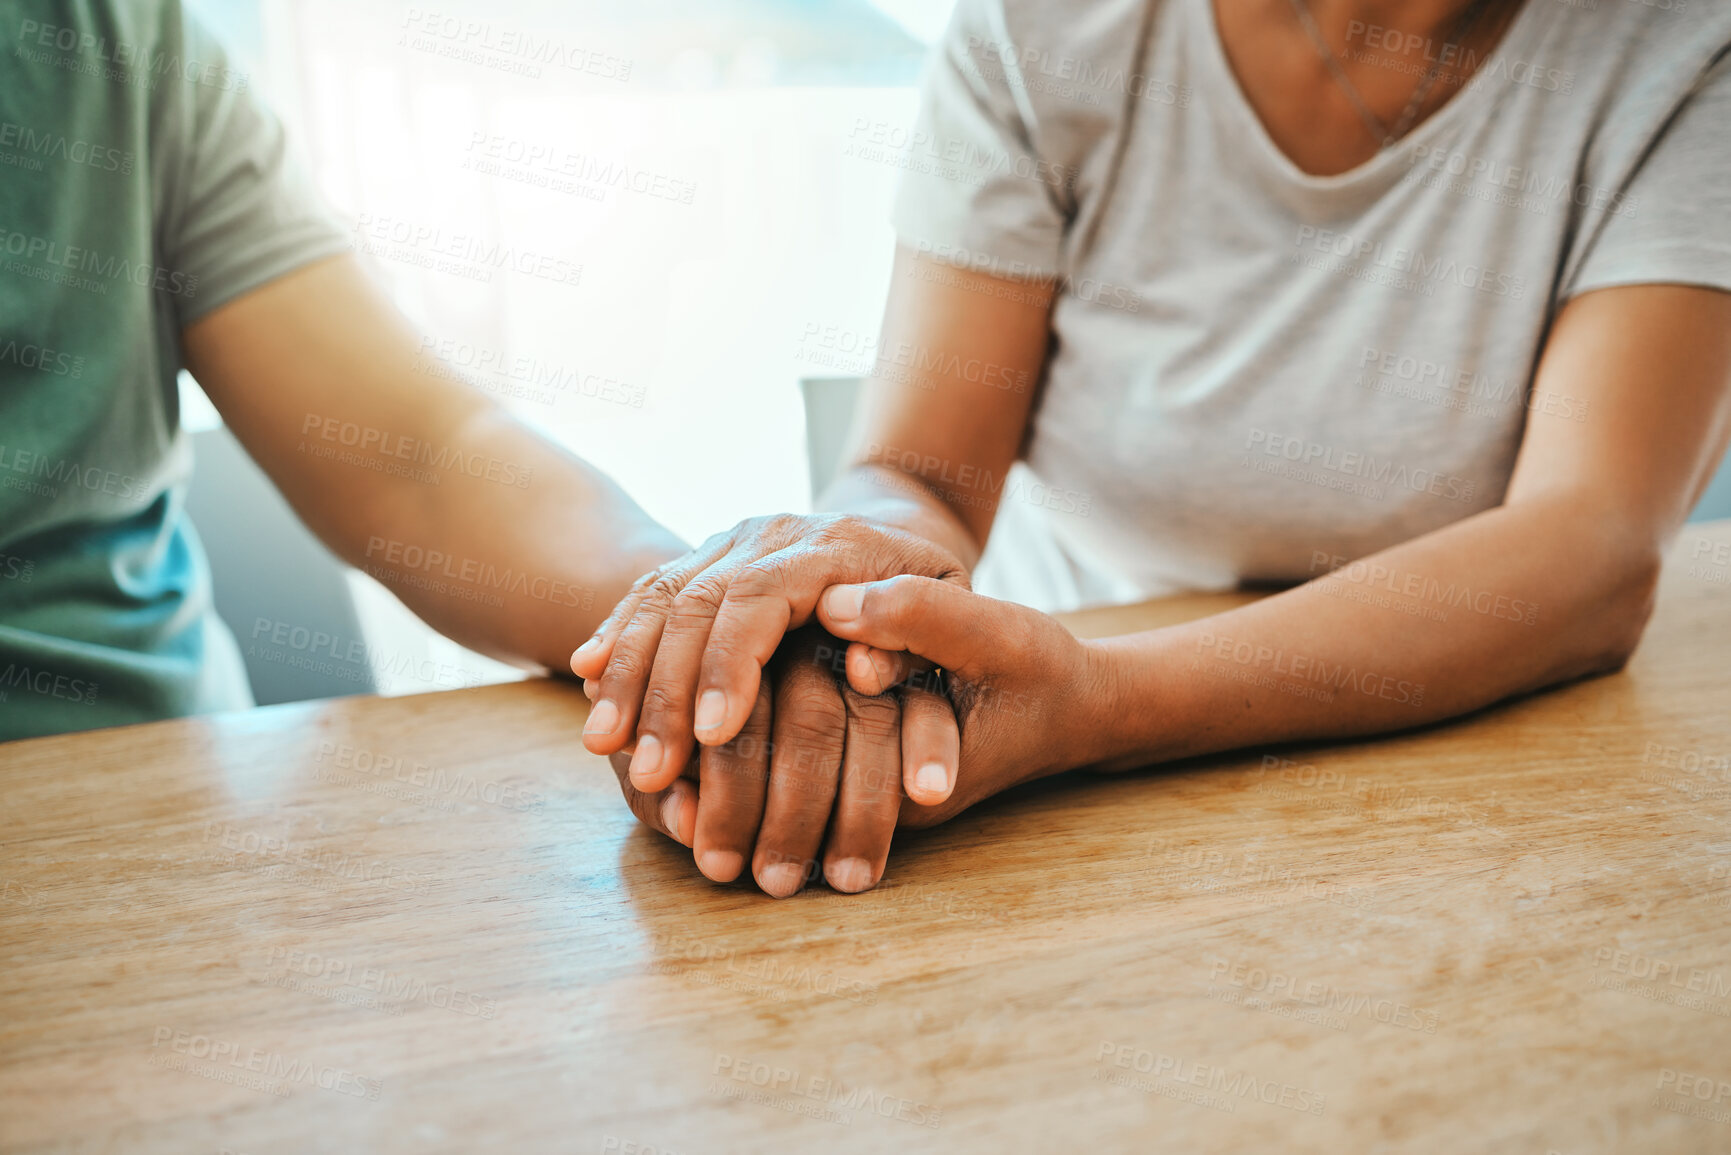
570 513 1104 897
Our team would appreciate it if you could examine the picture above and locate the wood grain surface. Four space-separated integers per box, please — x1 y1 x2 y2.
2 525 1729 1154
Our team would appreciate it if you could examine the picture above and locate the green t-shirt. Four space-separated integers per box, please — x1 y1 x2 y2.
0 0 347 741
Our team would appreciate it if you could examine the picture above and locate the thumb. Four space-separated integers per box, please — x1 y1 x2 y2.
816 576 990 687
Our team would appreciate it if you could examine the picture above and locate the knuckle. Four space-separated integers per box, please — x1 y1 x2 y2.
773 707 847 755
764 512 811 539
601 647 649 686
699 636 749 669
638 681 685 720
779 683 846 731
848 716 902 754
700 641 759 687
808 512 867 548
669 579 727 620
696 790 762 825
647 570 688 602
827 512 873 536
844 690 900 738
731 558 789 601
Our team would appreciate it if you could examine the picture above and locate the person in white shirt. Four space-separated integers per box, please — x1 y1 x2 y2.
575 0 1731 892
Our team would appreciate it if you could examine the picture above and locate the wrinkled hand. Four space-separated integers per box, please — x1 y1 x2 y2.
599 625 954 896
571 514 969 807
815 576 1112 828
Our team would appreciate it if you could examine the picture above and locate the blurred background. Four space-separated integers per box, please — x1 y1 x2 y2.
181 0 1731 706
182 0 961 701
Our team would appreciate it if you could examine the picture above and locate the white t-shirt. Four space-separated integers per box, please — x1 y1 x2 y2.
891 0 1731 611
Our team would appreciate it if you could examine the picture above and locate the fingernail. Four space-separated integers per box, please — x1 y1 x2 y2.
758 862 806 898
826 857 874 894
584 698 618 737
915 761 949 798
694 689 728 733
574 636 602 661
629 734 663 786
823 585 864 623
698 849 743 882
660 790 688 845
869 649 899 688
581 679 597 701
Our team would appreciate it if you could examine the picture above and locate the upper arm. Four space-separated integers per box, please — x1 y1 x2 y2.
1504 284 1731 553
1513 44 1731 546
842 0 1084 552
156 6 349 331
181 253 491 550
843 245 1055 551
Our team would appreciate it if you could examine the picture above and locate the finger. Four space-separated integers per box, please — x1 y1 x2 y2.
897 681 959 806
694 528 969 747
822 687 903 894
634 549 765 794
844 643 931 697
582 539 731 762
753 653 846 898
571 565 663 681
817 576 991 690
578 569 668 750
843 644 955 790
606 750 698 847
692 681 773 883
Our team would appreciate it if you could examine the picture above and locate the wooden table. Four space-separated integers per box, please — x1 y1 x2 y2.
3 524 1729 1154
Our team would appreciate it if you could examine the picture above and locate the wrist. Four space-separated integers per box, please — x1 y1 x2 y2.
1061 638 1131 771
827 467 982 574
1064 634 1190 774
1003 635 1132 779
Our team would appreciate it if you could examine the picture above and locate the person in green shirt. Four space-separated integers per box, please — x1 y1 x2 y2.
0 0 688 736
0 0 962 898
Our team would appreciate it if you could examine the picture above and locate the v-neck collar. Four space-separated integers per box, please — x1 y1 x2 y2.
1191 0 1558 190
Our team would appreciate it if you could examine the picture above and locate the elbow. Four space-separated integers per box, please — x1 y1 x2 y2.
1579 542 1663 675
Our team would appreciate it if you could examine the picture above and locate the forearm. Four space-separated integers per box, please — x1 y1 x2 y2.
185 255 684 674
1077 497 1662 771
340 405 684 673
812 245 1052 575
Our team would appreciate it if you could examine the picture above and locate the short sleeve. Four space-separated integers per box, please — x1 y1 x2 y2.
1566 46 1731 300
156 4 350 327
889 0 1069 280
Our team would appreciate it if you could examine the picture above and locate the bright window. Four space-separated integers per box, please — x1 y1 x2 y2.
197 0 958 691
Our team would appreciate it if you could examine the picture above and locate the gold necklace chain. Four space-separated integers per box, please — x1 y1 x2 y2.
1283 0 1500 149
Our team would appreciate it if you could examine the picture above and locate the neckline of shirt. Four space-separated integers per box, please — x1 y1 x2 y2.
1188 0 1558 191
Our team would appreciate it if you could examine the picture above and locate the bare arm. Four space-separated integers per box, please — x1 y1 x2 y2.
819 245 1055 570
814 284 1731 815
1084 284 1731 767
181 254 684 674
